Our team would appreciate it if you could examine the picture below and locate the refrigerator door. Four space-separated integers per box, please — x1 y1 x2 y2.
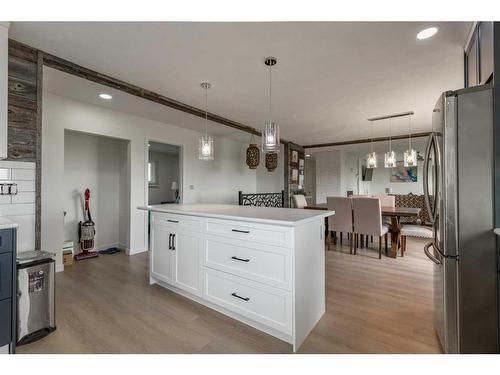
455 86 497 353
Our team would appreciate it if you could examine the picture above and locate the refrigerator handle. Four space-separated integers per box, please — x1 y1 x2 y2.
424 241 442 265
431 132 442 224
423 133 435 223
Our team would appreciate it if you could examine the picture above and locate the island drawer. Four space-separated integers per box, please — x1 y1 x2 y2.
204 218 293 248
204 235 292 290
151 212 202 231
203 268 292 335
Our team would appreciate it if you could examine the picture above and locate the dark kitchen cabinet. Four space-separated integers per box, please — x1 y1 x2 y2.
465 22 494 87
479 21 493 84
0 228 17 353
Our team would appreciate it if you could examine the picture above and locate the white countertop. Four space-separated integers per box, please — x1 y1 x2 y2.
494 228 500 236
0 217 19 230
138 203 334 226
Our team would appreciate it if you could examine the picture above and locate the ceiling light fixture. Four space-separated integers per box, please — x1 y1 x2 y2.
366 119 377 169
404 114 417 167
262 57 280 153
198 82 214 161
98 93 112 100
384 117 396 168
416 27 438 40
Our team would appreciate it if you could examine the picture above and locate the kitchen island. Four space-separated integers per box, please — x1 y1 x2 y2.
138 204 334 351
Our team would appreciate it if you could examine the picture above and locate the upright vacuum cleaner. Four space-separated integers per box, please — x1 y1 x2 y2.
75 188 99 261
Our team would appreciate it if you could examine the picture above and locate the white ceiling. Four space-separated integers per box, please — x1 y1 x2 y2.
12 22 471 145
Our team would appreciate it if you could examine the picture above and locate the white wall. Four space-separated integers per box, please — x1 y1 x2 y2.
315 150 341 203
42 93 256 270
63 130 127 251
148 150 179 204
358 157 424 195
340 152 358 196
256 151 284 193
0 161 36 253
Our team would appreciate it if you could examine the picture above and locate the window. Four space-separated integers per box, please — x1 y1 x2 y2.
148 161 158 187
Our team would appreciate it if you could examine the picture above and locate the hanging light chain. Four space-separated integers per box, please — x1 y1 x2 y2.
389 117 392 151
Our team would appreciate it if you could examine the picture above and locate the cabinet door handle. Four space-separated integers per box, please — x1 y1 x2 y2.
231 229 250 234
231 292 250 301
168 234 172 250
231 256 250 263
167 219 179 223
172 234 176 250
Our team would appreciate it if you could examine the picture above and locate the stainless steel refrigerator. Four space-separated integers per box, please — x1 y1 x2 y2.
423 84 498 353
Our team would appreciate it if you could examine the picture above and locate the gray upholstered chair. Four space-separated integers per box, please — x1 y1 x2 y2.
292 194 308 209
352 197 389 259
326 196 354 253
399 225 433 257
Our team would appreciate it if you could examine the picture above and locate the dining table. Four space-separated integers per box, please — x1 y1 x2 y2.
304 203 421 258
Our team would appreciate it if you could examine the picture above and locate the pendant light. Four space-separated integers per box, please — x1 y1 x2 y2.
384 117 396 168
366 119 377 168
262 57 280 153
198 82 214 161
404 114 417 167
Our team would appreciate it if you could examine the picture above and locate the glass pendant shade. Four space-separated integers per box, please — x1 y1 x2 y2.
384 150 396 168
404 148 417 167
198 135 214 160
366 151 377 168
262 122 280 152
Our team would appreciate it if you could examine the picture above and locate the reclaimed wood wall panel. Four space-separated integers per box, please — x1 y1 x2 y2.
7 49 38 161
7 40 41 249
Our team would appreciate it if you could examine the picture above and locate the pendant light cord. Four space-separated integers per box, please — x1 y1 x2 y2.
408 114 412 150
389 117 392 152
205 85 208 137
370 121 374 153
269 63 272 124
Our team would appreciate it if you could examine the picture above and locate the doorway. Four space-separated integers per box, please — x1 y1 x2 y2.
147 142 181 205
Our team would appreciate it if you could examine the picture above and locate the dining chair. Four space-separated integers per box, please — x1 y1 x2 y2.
326 196 354 253
350 194 368 198
399 225 433 257
373 194 395 208
352 197 389 259
292 194 308 209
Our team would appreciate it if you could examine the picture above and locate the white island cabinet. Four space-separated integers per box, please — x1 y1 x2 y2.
138 204 334 351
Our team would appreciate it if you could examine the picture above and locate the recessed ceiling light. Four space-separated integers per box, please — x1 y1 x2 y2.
99 93 112 100
306 154 311 157
416 27 438 40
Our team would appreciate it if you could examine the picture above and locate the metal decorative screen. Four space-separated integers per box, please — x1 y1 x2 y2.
238 190 285 208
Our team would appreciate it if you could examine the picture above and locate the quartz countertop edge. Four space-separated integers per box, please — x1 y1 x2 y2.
138 204 334 227
0 217 19 230
494 228 500 236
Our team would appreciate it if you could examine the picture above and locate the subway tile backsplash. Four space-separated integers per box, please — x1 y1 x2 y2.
0 161 36 252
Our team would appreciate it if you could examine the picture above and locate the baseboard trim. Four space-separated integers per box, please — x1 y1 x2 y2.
55 263 64 273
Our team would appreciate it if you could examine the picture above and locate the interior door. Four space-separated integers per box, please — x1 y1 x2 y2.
151 224 174 283
172 231 202 296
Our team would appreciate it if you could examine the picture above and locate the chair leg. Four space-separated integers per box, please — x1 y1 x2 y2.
384 233 388 254
360 234 364 248
371 235 373 243
354 234 357 255
349 232 353 254
365 235 369 248
340 232 343 244
378 236 382 259
401 235 405 257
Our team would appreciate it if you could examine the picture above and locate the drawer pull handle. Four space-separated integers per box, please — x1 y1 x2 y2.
231 256 250 262
231 229 250 234
231 292 250 301
167 219 179 223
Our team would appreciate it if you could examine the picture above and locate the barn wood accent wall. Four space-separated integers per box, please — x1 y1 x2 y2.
7 40 42 249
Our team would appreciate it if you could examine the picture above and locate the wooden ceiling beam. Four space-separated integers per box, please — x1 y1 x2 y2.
9 39 294 144
303 132 431 149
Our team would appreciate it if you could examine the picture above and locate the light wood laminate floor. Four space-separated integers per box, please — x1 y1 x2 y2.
18 237 442 354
